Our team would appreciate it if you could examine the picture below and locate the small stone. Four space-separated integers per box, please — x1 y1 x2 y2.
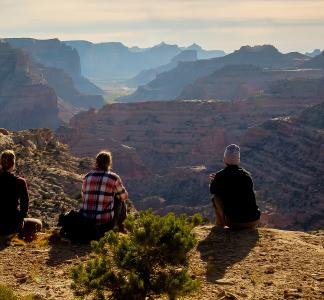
264 266 275 274
215 279 235 285
14 272 27 278
17 276 28 284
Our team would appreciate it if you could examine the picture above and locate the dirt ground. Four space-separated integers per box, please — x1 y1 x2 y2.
0 226 323 299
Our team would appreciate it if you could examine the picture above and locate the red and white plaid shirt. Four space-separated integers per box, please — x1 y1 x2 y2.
81 170 128 225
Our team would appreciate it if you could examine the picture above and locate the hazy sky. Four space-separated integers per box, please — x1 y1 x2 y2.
1 0 323 52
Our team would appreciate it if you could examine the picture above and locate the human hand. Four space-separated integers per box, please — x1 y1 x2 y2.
209 173 216 181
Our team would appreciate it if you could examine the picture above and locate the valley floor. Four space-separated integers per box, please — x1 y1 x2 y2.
0 226 323 299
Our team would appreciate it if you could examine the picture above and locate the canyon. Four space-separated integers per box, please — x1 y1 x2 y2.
121 45 311 102
56 98 324 230
0 41 61 130
64 41 225 82
0 39 323 231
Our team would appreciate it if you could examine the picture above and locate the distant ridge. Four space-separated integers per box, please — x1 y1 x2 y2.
302 51 324 69
126 49 198 87
4 38 104 96
0 41 61 130
305 49 322 57
64 40 225 81
120 45 310 102
4 38 105 109
178 64 324 101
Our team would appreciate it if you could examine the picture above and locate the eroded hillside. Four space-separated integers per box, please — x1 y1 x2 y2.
56 99 324 230
0 128 91 226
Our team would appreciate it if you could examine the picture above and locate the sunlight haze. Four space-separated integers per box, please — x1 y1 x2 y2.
1 0 323 53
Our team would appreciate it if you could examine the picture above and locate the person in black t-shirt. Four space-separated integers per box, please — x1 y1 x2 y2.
0 150 42 241
209 144 261 229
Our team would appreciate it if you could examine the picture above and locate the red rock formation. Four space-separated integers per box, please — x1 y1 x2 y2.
56 99 324 230
0 42 61 130
179 65 324 101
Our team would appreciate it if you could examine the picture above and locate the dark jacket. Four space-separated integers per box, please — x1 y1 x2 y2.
0 171 29 232
210 165 260 223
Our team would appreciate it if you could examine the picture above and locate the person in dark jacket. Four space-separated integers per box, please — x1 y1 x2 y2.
209 144 261 229
0 150 42 240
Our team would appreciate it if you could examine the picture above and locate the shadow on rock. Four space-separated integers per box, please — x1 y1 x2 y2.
0 235 11 251
46 231 91 267
197 226 259 282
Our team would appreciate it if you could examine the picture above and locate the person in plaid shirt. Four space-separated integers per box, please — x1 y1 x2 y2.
80 151 128 233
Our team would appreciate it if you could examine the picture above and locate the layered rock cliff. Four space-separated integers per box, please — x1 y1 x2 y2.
0 42 61 130
56 98 324 230
178 65 324 101
126 50 198 87
0 128 90 226
121 45 310 102
241 102 324 230
4 38 105 109
65 41 224 82
5 38 103 96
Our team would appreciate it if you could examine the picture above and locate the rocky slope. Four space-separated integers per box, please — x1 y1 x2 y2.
0 226 323 299
178 65 324 101
56 98 323 230
64 41 225 82
241 102 324 230
0 128 91 226
302 50 324 69
40 65 104 109
0 41 61 130
5 38 103 96
121 45 310 102
126 50 198 87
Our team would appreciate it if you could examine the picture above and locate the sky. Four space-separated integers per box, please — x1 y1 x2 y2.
0 0 323 53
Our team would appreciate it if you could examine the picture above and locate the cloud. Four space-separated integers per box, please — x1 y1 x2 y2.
0 0 323 52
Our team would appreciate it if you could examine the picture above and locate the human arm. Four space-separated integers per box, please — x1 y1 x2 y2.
18 178 29 218
114 176 129 201
209 172 223 195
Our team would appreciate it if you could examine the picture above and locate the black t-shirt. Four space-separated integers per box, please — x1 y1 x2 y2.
210 165 260 223
0 171 29 222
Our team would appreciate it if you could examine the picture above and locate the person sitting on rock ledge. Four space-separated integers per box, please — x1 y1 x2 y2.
209 144 261 229
0 150 42 241
80 151 129 234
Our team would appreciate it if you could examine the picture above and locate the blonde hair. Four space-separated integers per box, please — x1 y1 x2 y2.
96 151 112 171
0 150 16 171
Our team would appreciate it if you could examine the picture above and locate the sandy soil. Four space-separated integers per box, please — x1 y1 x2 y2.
0 226 323 299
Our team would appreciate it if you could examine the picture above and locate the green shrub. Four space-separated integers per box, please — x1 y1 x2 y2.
71 210 201 300
0 284 17 300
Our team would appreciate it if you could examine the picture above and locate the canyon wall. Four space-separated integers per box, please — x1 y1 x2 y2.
0 41 61 130
56 98 324 230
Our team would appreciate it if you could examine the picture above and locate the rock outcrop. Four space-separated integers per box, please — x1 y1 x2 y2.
5 38 103 96
241 102 324 230
4 38 105 110
40 65 104 108
0 128 92 226
0 41 61 130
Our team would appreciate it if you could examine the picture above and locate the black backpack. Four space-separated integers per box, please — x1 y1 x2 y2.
58 210 100 243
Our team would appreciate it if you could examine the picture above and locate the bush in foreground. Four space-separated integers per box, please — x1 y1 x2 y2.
71 210 202 300
0 284 34 300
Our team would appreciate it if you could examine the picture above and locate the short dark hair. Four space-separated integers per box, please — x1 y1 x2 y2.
96 151 112 171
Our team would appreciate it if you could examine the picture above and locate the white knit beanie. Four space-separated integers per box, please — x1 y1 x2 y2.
224 144 240 165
